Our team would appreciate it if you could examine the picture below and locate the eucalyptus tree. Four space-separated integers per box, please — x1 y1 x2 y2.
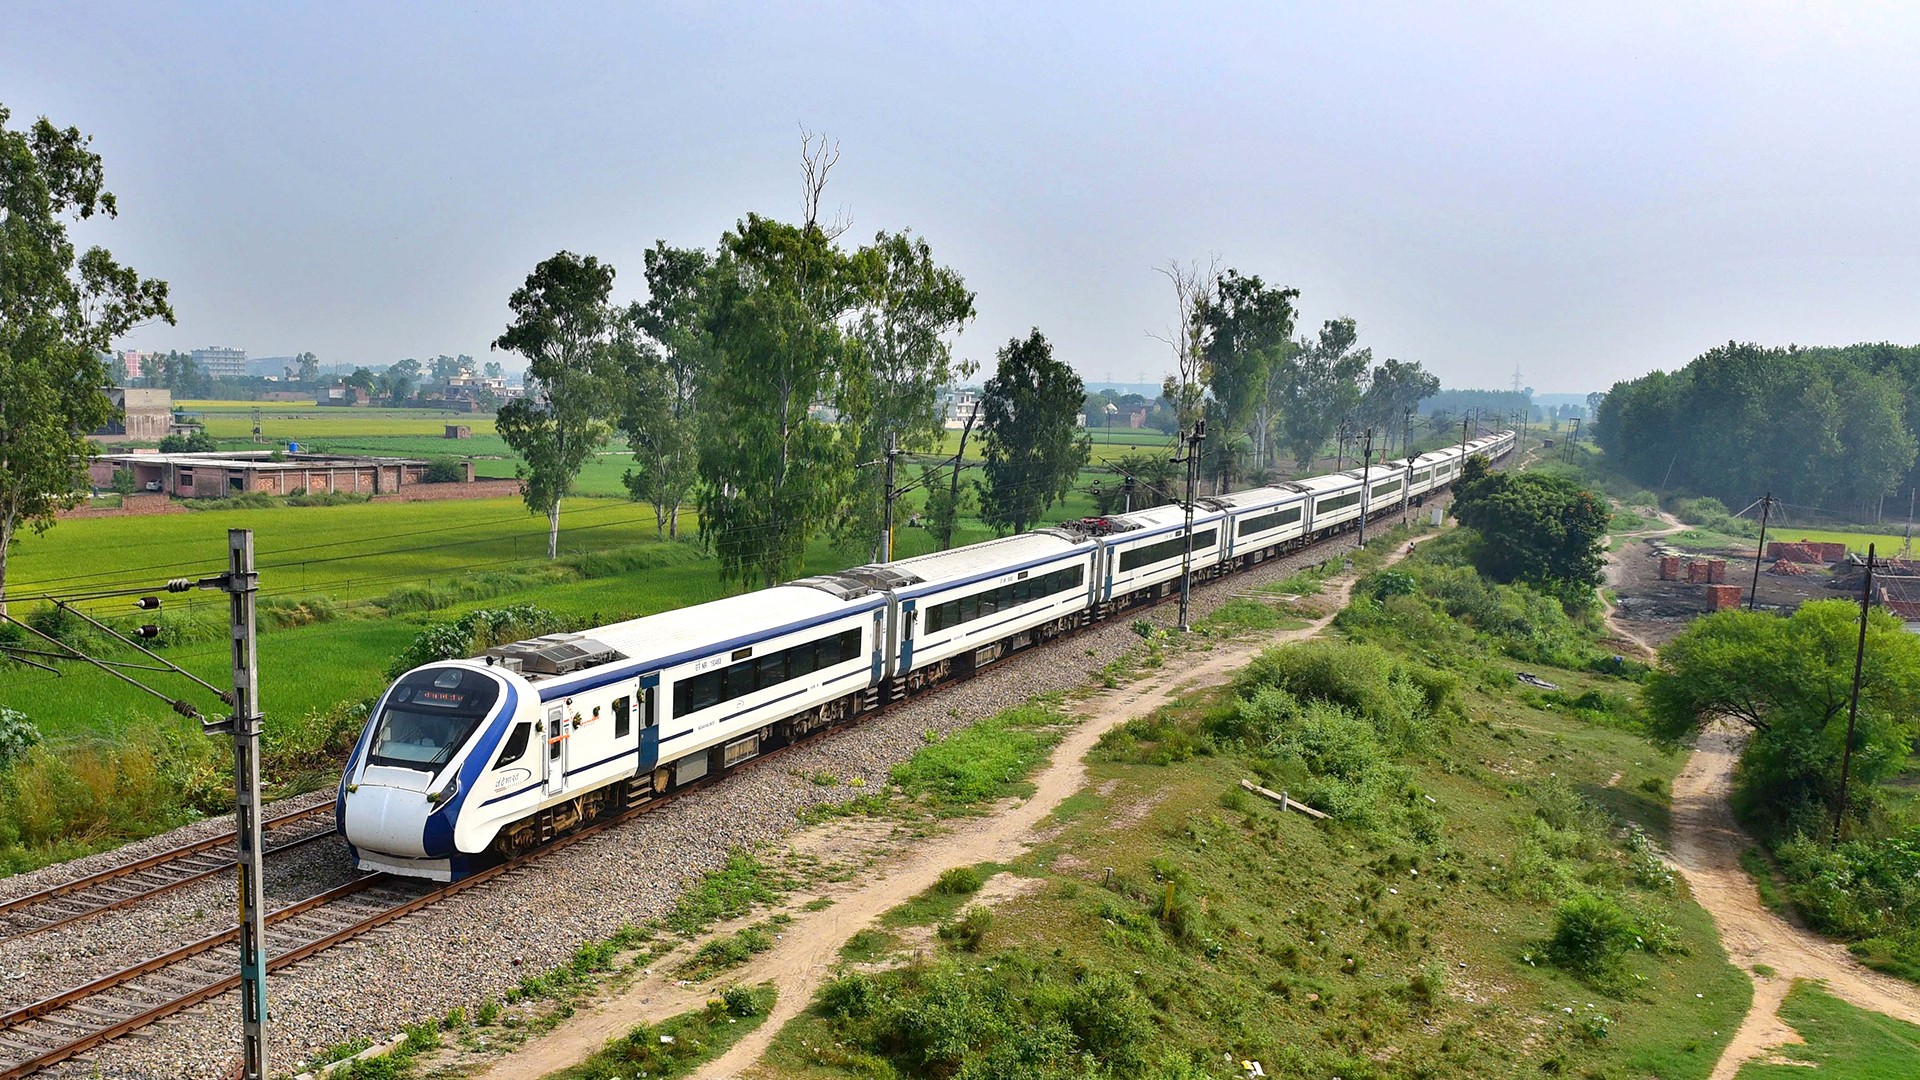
492 251 617 559
618 242 711 538
1275 317 1369 467
840 230 975 557
980 331 1090 534
1201 270 1298 485
0 105 173 613
695 213 863 588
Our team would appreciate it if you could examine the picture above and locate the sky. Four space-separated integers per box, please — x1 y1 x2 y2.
7 2 1920 394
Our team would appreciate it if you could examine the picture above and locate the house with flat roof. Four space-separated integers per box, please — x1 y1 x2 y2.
89 450 452 499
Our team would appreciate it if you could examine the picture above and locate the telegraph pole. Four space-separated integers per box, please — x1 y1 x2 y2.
1173 419 1205 632
1747 493 1774 612
1565 417 1582 462
1833 544 1875 844
202 530 269 1080
1357 428 1374 548
879 430 899 562
1122 472 1134 514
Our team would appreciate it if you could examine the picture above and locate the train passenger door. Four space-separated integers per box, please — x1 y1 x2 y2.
543 703 567 797
637 673 661 771
898 599 917 673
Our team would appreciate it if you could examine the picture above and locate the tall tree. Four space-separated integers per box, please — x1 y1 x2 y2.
1153 257 1218 432
0 106 173 613
697 213 861 587
979 330 1089 534
1359 358 1441 454
492 252 617 559
1201 269 1298 485
1275 317 1369 467
841 230 976 556
296 351 320 383
482 360 503 380
619 242 711 538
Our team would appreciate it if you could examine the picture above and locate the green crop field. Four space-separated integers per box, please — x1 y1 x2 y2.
177 400 498 439
1755 527 1915 557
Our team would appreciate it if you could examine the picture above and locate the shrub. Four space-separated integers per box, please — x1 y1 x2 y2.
423 457 465 484
0 710 39 770
1547 894 1639 981
722 983 764 1017
386 604 583 679
937 905 993 951
821 972 880 1018
935 866 985 895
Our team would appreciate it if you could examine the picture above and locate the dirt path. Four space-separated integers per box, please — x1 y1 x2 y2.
1671 722 1920 1078
1598 509 1686 660
477 539 1429 1080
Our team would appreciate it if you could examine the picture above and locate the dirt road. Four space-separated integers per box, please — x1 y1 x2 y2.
477 541 1421 1080
1598 510 1686 660
1672 723 1920 1078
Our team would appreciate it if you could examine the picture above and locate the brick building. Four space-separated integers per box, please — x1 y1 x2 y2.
89 450 461 498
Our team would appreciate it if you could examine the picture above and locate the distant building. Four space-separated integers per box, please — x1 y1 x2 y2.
941 388 982 430
318 384 371 406
89 450 450 498
422 372 510 412
117 350 149 380
92 387 175 443
192 346 248 380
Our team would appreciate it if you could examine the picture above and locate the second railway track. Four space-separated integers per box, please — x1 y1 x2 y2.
0 802 337 944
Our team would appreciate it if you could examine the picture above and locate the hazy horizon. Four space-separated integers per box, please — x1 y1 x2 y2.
9 2 1919 394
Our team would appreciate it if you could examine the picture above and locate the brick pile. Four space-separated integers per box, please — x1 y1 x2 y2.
1706 584 1743 609
1767 542 1824 563
1659 556 1682 580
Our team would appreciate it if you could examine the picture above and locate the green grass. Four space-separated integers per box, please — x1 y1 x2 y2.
177 399 500 439
1735 982 1920 1078
1745 526 1915 557
1738 848 1793 918
542 984 777 1080
763 546 1744 1079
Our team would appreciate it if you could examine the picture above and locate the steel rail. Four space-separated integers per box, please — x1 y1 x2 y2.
0 803 336 941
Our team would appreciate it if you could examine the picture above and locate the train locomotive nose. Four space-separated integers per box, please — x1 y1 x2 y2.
343 783 445 858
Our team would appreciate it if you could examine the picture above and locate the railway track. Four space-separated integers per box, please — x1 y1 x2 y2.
0 802 337 944
0 471 1499 1077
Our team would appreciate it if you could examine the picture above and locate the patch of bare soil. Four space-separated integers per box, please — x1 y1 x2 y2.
1671 723 1920 1079
470 535 1439 1080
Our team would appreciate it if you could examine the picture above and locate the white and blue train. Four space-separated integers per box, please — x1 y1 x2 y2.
339 430 1516 879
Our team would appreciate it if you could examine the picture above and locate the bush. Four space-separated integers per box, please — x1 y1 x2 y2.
0 710 39 771
1547 893 1639 982
937 905 993 951
935 865 986 895
386 604 583 679
423 457 465 484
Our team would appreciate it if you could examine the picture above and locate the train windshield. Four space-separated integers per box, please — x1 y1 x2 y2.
368 667 502 774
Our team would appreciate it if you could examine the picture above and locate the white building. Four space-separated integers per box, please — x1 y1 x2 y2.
192 346 248 380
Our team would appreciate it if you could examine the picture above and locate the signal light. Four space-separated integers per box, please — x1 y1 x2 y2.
134 625 161 639
133 597 161 610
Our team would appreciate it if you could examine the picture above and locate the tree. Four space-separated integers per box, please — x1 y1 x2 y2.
386 357 422 405
1358 358 1441 454
931 396 980 551
1201 270 1297 485
840 230 976 556
1152 257 1218 432
429 354 467 382
492 252 617 559
1449 457 1610 611
296 351 320 384
482 360 503 380
979 331 1089 534
1645 601 1920 836
696 212 861 587
1093 451 1178 515
343 366 376 394
0 106 173 613
619 242 711 539
1275 317 1368 467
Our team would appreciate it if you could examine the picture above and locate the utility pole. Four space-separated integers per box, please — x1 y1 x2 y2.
1833 544 1875 844
1122 472 1134 514
1357 428 1374 548
1334 419 1349 473
1173 418 1205 632
879 430 899 562
1402 408 1413 462
1458 411 1471 468
202 530 269 1080
1566 417 1582 462
1748 492 1774 611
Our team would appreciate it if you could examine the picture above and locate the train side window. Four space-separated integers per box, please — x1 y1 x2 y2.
840 628 862 659
613 696 631 739
758 652 787 688
719 660 752 701
493 722 532 768
676 671 722 717
999 584 1017 609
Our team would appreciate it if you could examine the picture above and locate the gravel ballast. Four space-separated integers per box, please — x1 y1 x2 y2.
32 511 1442 1079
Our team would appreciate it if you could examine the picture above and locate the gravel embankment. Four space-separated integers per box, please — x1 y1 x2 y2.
35 508 1443 1079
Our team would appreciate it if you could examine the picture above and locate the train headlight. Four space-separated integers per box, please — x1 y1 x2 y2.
427 774 461 807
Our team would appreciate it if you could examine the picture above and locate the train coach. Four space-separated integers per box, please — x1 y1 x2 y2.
340 431 1516 879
